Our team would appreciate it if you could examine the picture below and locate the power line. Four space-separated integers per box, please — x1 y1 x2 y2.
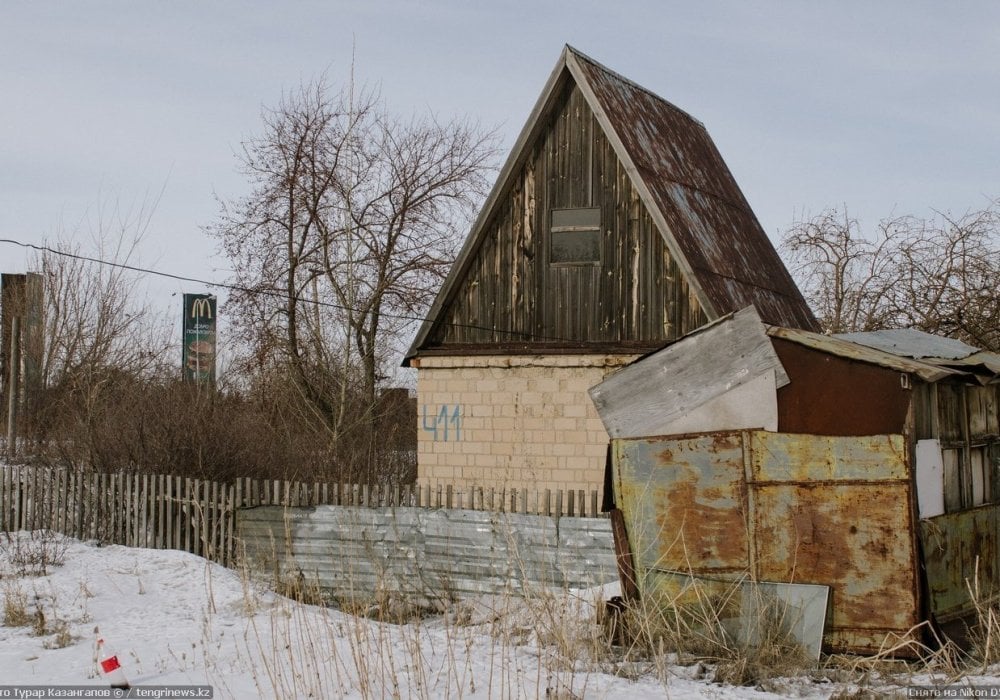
0 237 571 343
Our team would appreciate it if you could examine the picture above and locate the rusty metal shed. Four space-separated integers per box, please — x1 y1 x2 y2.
591 306 1000 654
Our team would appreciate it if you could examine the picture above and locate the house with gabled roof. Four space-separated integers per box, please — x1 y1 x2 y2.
404 45 817 496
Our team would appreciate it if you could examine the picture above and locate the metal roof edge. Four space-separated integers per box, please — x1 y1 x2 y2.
765 326 965 383
942 351 1000 375
564 45 706 129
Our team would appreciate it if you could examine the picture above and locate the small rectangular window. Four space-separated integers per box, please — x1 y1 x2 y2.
551 207 601 264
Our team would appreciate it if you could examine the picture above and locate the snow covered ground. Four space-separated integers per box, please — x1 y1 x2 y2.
0 531 992 699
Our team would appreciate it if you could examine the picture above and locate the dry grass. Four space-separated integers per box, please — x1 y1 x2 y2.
223 529 616 698
0 530 68 577
964 558 1000 671
42 619 74 649
227 512 833 697
6 520 1000 695
615 574 814 687
2 581 30 627
227 559 832 698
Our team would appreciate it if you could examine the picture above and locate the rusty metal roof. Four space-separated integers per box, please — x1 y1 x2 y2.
406 46 817 363
766 325 967 383
836 329 980 360
837 328 1000 379
569 47 818 331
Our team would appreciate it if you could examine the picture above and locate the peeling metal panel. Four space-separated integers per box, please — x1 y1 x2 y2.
750 432 908 482
613 432 750 574
237 506 617 605
612 429 921 654
752 433 921 652
921 507 1000 622
753 484 918 644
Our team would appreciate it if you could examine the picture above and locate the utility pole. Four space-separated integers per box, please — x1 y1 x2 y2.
5 316 20 459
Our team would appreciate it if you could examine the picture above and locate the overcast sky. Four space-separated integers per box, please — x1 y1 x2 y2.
2 1 999 333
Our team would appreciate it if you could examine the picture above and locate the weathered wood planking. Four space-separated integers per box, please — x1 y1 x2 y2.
430 81 705 348
589 306 788 439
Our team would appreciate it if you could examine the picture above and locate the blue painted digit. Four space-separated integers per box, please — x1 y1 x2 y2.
422 405 439 440
422 404 463 441
438 404 450 441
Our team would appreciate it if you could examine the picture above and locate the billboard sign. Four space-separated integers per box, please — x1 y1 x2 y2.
182 294 216 384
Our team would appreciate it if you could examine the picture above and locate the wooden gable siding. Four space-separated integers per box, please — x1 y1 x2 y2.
427 81 707 350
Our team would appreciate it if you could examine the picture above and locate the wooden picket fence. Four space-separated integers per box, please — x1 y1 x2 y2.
0 465 604 567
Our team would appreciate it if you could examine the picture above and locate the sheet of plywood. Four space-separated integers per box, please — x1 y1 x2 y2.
589 306 787 438
655 370 778 435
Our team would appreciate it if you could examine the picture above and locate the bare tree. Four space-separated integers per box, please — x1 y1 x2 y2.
884 207 1000 350
318 107 498 418
210 75 497 479
211 81 368 438
25 199 173 466
781 203 1000 351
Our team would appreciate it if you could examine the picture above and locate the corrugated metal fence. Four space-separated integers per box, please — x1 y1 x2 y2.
0 466 613 599
238 505 617 605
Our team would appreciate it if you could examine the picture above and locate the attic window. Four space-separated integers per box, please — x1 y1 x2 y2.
551 207 601 264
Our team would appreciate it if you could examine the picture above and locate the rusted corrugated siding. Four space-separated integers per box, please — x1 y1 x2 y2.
748 432 919 653
613 430 920 654
571 51 818 332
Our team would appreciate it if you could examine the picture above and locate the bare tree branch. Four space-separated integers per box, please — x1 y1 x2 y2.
208 74 498 480
780 202 1000 351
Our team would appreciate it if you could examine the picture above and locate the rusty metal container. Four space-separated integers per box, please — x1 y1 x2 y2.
612 430 922 654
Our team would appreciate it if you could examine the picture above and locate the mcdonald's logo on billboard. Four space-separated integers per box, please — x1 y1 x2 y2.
190 297 213 320
182 294 217 385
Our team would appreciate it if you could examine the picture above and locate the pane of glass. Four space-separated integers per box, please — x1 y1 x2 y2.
551 230 601 263
552 207 600 229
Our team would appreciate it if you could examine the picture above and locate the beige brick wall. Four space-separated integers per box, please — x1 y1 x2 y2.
413 354 638 494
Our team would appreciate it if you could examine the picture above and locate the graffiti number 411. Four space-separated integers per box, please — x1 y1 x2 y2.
422 405 461 441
